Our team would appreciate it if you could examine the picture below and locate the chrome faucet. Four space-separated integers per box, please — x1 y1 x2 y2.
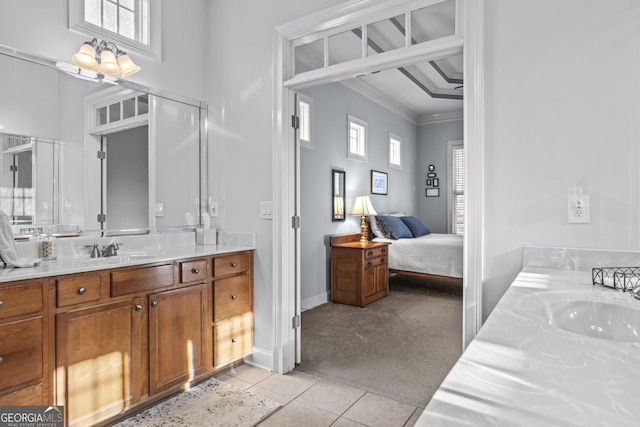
632 283 640 301
101 242 122 257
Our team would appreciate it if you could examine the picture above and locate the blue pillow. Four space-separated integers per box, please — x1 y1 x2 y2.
375 216 413 239
400 216 431 237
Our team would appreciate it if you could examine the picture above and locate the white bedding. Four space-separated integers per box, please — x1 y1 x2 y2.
373 233 463 278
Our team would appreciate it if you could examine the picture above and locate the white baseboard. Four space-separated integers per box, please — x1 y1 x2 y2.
244 346 273 372
301 291 330 311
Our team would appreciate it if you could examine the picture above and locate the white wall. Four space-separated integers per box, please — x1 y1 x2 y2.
299 81 419 308
483 0 640 319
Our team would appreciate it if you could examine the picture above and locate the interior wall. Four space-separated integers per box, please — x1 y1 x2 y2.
299 81 419 308
483 0 640 319
417 119 463 233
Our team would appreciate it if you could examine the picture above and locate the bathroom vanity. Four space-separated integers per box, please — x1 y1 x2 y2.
416 246 640 426
0 233 254 427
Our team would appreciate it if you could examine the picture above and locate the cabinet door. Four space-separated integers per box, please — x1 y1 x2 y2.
56 298 144 427
149 284 207 395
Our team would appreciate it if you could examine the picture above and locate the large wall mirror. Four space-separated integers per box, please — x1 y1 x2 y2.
0 45 208 237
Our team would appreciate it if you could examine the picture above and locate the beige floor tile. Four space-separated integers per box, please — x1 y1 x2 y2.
247 385 295 406
224 363 274 385
342 393 417 427
403 407 422 427
215 373 253 391
256 370 319 399
258 401 338 427
331 417 368 427
295 380 366 415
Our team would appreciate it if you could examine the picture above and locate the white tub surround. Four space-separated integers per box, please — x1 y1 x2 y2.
2 231 255 282
417 246 640 426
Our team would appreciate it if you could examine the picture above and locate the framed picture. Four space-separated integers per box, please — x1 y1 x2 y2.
427 172 437 178
371 170 388 195
433 178 439 187
426 188 439 197
426 179 432 186
428 164 435 172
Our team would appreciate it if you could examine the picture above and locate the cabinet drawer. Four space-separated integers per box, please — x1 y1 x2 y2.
57 274 101 307
214 252 251 277
0 383 42 406
0 282 42 319
214 312 253 367
364 246 387 259
111 264 175 297
214 275 252 322
180 259 207 283
365 255 387 269
0 317 43 391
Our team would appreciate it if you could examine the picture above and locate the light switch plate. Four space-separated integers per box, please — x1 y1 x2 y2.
260 201 273 220
155 202 164 218
209 200 218 217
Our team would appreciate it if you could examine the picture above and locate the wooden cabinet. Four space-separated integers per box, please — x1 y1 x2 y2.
56 298 144 427
212 251 254 368
149 284 207 395
0 280 46 405
330 234 390 307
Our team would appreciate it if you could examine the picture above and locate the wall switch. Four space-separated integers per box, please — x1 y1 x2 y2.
209 200 218 217
568 195 590 223
260 201 273 220
155 202 164 218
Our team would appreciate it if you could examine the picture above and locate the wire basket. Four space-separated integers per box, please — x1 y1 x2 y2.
592 267 640 292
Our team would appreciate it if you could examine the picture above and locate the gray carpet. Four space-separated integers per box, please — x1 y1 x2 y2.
296 274 463 408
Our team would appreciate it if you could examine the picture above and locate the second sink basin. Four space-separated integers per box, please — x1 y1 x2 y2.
79 254 157 264
545 299 640 343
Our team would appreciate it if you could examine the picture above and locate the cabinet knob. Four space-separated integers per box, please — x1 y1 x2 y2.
231 294 238 300
77 287 87 295
151 301 158 307
231 262 238 268
135 304 143 311
367 261 373 268
0 356 3 364
380 257 385 264
0 300 3 308
367 250 373 257
192 268 200 274
231 338 238 343
381 248 386 254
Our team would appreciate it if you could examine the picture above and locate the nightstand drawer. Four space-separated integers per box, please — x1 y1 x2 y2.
365 255 387 269
365 246 387 259
57 274 101 307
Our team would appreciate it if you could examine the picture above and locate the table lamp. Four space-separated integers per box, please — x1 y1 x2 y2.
350 195 377 245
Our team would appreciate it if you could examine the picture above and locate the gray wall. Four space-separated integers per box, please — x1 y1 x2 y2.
299 82 418 308
417 120 463 233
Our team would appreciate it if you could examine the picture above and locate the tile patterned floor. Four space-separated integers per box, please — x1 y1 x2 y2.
215 365 421 427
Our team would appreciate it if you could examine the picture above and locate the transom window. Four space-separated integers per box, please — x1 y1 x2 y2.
388 132 402 170
347 115 367 161
69 0 160 59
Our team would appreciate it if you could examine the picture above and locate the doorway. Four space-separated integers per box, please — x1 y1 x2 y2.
272 0 484 374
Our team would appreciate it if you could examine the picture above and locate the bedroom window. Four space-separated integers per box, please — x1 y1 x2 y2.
388 132 402 170
347 115 367 161
298 94 314 149
448 140 464 235
69 0 160 59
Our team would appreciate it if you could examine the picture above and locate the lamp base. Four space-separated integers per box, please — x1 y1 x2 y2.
359 215 368 245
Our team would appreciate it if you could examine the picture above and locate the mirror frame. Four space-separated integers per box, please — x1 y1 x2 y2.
0 44 209 234
332 168 345 222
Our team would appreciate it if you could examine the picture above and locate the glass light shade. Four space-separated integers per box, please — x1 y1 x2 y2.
350 195 377 216
98 49 121 76
72 43 98 70
117 54 141 77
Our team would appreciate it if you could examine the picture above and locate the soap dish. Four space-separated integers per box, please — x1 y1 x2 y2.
592 267 640 292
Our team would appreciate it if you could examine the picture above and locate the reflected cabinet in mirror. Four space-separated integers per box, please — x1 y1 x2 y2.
332 169 345 221
0 45 208 237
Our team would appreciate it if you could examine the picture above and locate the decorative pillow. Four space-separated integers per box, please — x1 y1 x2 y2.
399 216 431 237
375 215 413 239
369 215 386 238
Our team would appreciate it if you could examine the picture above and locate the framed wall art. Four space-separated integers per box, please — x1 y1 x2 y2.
371 170 388 195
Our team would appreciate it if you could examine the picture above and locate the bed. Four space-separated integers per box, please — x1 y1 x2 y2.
368 214 463 280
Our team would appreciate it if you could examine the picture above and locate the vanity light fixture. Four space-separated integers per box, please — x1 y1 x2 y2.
350 195 377 245
72 38 141 77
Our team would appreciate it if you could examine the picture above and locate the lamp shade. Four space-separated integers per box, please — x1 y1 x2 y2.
117 53 141 77
72 42 98 70
350 195 377 216
98 49 121 76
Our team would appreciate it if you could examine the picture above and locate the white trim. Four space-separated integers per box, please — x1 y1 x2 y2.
388 132 403 170
244 347 274 372
301 291 331 311
418 110 463 125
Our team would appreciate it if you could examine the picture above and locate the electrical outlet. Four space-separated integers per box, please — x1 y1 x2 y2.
568 195 590 223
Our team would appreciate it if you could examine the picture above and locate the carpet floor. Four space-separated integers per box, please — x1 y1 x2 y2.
296 274 463 408
113 377 280 427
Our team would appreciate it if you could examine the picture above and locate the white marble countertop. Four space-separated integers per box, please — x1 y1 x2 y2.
417 247 640 426
0 231 255 283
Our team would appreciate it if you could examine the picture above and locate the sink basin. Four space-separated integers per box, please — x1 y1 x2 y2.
545 300 640 343
78 254 157 264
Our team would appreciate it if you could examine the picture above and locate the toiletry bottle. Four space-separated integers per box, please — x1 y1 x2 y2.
41 234 58 260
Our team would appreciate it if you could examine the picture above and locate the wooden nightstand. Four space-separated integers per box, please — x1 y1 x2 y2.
330 233 390 307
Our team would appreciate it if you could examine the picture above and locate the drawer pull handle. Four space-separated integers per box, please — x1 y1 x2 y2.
367 261 373 268
381 248 386 254
380 257 385 264
77 287 87 295
231 338 238 343
192 268 200 274
0 300 3 308
135 305 143 311
231 294 238 300
0 356 3 364
367 250 373 257
151 301 158 307
231 262 238 268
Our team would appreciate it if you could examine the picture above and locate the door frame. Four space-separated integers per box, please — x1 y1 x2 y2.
271 0 484 373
